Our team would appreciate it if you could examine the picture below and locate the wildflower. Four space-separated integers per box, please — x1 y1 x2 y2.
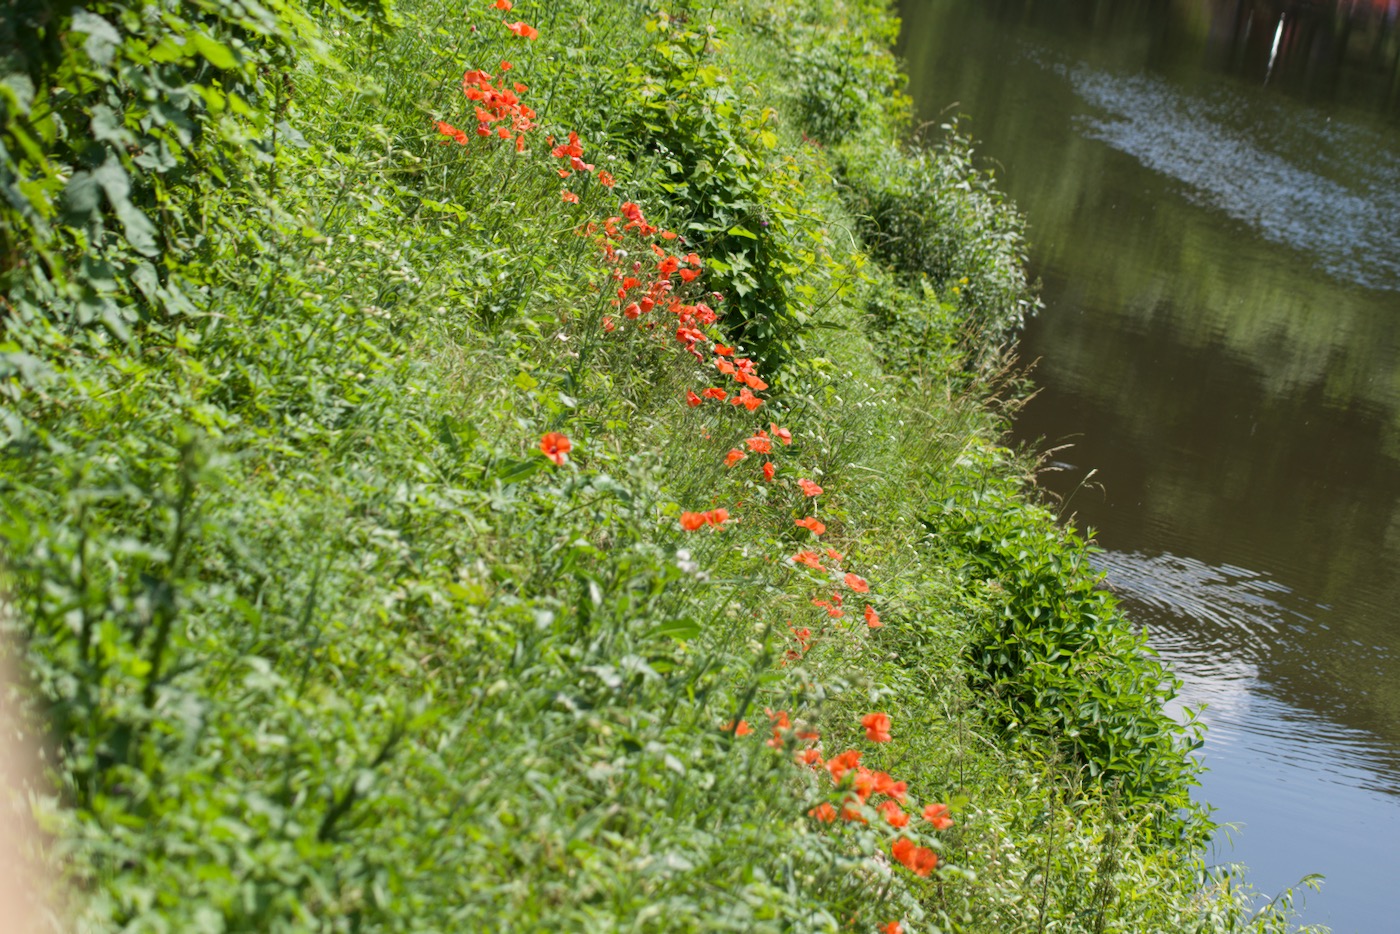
826 749 861 782
808 802 837 822
797 747 823 768
436 121 469 144
840 798 868 824
704 508 729 527
687 390 703 407
725 449 746 468
561 190 579 204
680 512 707 531
881 923 903 934
732 388 763 411
499 60 512 70
812 598 843 618
853 768 876 802
678 268 701 283
702 387 727 401
493 0 512 8
715 357 736 376
770 424 792 445
723 720 753 736
539 432 571 465
738 372 769 391
861 712 892 743
873 772 907 803
503 20 539 39
661 230 678 240
762 462 775 482
865 605 882 628
798 478 823 497
923 803 954 831
792 550 825 570
791 627 812 651
746 432 772 454
891 838 938 876
623 302 642 319
597 170 616 188
878 800 910 828
602 316 616 333
825 548 843 563
713 344 733 356
795 516 825 535
844 572 869 593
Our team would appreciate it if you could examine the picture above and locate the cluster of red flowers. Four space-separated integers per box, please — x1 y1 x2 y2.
504 17 944 918
437 63 537 151
775 710 956 903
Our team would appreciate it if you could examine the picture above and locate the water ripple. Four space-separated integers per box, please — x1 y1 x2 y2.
1035 56 1400 291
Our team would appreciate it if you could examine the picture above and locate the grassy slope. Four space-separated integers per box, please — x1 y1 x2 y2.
0 0 1323 930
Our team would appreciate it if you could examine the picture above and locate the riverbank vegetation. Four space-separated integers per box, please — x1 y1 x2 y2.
1 0 1323 929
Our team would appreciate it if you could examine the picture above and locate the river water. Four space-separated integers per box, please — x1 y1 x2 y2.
896 2 1400 930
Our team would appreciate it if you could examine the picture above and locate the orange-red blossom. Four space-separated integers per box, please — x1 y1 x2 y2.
891 837 938 876
861 712 892 743
539 432 571 465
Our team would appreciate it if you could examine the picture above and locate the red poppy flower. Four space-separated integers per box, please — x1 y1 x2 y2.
762 462 775 482
732 388 763 411
891 838 938 876
794 517 825 535
661 230 678 240
873 771 907 803
826 749 862 782
597 170 616 188
840 798 868 824
713 344 733 356
493 0 512 9
879 800 910 828
797 747 823 768
715 358 736 376
539 432 571 465
844 572 869 593
864 605 882 628
853 768 876 802
561 190 579 204
923 803 954 831
738 372 768 391
705 508 729 527
602 316 615 333
678 268 701 283
502 20 539 39
861 712 892 743
798 478 823 497
881 923 903 934
792 550 825 570
745 433 772 454
769 424 792 445
824 548 843 563
702 387 727 401
808 802 837 822
687 390 703 407
436 121 469 144
623 302 642 319
725 449 746 468
723 720 752 736
680 511 707 531
499 60 512 70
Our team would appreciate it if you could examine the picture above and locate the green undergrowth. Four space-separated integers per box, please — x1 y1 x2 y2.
1 0 1324 930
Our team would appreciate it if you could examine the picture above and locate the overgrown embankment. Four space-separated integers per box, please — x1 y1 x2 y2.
1 0 1318 930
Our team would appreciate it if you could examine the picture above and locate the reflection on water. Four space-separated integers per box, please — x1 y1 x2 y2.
898 1 1400 929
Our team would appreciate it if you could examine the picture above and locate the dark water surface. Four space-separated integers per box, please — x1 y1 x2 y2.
897 2 1400 930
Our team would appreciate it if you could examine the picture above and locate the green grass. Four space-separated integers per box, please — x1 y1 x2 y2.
0 0 1327 930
